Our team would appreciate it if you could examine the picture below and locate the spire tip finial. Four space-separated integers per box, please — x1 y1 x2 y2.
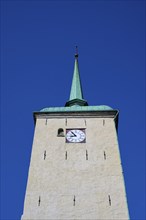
75 46 78 58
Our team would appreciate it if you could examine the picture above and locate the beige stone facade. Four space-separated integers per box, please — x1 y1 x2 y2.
21 112 129 219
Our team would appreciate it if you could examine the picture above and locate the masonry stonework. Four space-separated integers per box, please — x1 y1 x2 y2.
21 113 129 220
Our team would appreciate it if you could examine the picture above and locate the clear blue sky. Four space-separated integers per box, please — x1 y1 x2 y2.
1 1 145 219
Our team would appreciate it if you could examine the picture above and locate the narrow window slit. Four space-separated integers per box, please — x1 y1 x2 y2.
108 195 111 206
86 150 88 160
44 151 46 160
38 196 41 206
45 119 47 125
103 119 105 126
73 195 76 206
65 118 67 126
84 119 86 126
104 151 106 160
65 151 67 160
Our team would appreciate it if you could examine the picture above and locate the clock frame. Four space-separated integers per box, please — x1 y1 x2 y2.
66 128 86 143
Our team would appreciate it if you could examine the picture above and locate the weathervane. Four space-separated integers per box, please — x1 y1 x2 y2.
75 45 78 58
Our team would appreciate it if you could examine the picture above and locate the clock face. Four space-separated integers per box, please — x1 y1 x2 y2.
66 129 86 143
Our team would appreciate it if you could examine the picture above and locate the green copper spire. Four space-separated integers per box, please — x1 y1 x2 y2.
65 47 88 107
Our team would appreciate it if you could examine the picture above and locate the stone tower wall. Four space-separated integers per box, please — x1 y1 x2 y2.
21 115 129 220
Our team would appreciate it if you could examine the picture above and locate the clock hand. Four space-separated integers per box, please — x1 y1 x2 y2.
71 131 77 137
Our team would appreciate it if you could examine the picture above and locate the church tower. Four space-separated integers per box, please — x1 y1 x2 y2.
21 50 129 220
